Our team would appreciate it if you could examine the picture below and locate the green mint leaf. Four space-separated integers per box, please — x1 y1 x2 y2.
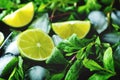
57 34 92 53
76 43 93 60
65 60 83 80
57 34 81 52
8 56 24 80
46 47 68 65
112 24 120 31
76 47 85 60
0 0 13 9
50 72 65 80
0 78 5 80
38 3 47 12
83 58 103 71
88 72 113 80
101 0 113 5
78 0 101 14
95 37 101 45
103 47 115 72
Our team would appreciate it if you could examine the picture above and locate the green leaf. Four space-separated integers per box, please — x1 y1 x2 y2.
86 0 101 10
95 37 101 45
50 72 65 80
88 72 113 80
0 78 5 80
65 60 83 80
112 24 120 31
76 42 93 59
38 3 47 12
57 34 92 53
104 6 112 13
76 47 85 59
78 5 87 13
46 47 68 65
83 58 103 71
57 34 81 52
29 13 51 33
101 0 113 5
8 56 24 80
0 0 13 9
103 47 115 72
0 10 7 20
78 0 101 14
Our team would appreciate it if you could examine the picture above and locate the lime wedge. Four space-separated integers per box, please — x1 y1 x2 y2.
2 2 34 28
52 21 91 39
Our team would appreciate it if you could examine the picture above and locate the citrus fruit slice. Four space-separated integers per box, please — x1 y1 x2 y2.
52 21 91 39
0 32 4 45
17 29 54 61
2 2 34 28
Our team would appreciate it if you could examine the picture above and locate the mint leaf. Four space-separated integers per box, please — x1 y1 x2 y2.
83 58 103 71
112 24 120 31
0 0 13 9
103 47 115 72
65 60 83 80
50 72 65 80
57 34 92 53
0 78 5 80
76 42 93 60
46 47 68 65
95 37 101 45
8 56 24 80
57 34 81 52
76 47 85 59
88 72 113 80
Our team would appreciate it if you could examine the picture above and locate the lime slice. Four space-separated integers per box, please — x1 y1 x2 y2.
17 29 54 61
2 2 34 28
0 32 4 45
52 21 91 39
